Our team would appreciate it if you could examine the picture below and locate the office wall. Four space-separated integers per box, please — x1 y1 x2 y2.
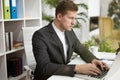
88 0 112 17
88 0 100 17
100 0 112 16
74 0 89 42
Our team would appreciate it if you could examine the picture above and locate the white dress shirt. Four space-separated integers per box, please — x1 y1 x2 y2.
52 22 68 62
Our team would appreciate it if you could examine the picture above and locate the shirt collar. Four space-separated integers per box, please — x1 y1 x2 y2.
52 22 65 34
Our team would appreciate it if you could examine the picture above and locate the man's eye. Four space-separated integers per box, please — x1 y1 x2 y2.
69 17 75 20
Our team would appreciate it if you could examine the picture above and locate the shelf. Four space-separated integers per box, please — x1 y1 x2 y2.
4 22 24 48
8 71 27 80
4 18 24 22
0 56 7 80
0 22 5 53
6 47 24 55
25 18 40 20
0 19 3 21
0 53 5 56
0 0 41 79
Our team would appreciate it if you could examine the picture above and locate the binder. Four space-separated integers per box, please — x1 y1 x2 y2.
8 32 13 50
10 0 17 19
5 32 10 51
5 32 13 51
2 0 11 19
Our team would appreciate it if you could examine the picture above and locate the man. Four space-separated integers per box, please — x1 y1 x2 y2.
32 0 109 80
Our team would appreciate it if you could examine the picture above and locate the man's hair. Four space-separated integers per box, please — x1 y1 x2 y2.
55 0 78 17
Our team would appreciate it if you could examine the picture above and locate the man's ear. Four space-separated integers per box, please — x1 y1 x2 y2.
57 13 63 21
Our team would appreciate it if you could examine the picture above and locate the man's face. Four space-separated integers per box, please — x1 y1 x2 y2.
57 11 77 31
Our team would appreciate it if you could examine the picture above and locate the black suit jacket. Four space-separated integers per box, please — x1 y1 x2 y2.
32 21 97 80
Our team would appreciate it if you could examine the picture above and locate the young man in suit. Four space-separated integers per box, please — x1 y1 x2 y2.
32 0 109 80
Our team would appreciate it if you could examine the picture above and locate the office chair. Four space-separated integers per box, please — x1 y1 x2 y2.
22 27 40 80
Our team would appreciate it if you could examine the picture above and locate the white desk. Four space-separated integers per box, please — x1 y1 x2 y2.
48 75 85 80
48 52 116 80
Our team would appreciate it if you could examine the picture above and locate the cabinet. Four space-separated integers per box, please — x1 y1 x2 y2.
90 16 120 50
99 17 120 50
0 0 42 80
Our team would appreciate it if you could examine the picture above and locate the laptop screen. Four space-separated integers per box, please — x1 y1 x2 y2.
105 51 120 80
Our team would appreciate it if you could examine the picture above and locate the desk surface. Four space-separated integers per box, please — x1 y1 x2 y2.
48 52 116 80
48 75 85 80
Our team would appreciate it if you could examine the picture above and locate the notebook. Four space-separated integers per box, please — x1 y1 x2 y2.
75 51 120 80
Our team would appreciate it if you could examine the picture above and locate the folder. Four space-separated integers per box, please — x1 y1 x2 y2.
8 32 13 50
10 0 17 19
2 0 11 19
5 32 10 51
5 32 13 51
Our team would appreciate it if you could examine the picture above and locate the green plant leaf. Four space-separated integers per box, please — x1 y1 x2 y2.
77 3 88 10
42 12 54 22
77 12 88 18
74 20 82 28
43 0 59 8
98 39 115 52
76 17 87 22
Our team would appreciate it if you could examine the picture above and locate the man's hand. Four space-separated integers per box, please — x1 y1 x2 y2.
91 59 109 71
74 63 102 76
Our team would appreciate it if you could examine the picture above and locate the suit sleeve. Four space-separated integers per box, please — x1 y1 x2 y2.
32 31 75 78
72 31 98 63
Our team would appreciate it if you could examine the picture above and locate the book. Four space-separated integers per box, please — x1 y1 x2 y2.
13 41 23 48
8 32 13 50
7 57 23 77
5 32 10 51
5 32 13 51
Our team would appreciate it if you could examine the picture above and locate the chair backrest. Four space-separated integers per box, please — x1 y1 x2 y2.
22 27 40 69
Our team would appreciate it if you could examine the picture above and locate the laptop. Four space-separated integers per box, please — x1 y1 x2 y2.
75 51 120 80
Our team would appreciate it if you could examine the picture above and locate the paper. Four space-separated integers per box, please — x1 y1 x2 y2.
95 52 116 60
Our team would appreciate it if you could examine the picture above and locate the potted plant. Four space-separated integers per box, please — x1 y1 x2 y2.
83 36 116 54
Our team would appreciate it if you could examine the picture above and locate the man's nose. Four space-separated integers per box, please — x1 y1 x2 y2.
71 20 75 25
71 22 74 25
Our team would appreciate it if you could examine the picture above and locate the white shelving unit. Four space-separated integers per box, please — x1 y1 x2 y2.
0 0 42 80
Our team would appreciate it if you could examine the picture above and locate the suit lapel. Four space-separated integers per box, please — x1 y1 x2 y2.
48 22 65 63
65 31 72 62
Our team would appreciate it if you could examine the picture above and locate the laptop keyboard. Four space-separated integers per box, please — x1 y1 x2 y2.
90 69 109 79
